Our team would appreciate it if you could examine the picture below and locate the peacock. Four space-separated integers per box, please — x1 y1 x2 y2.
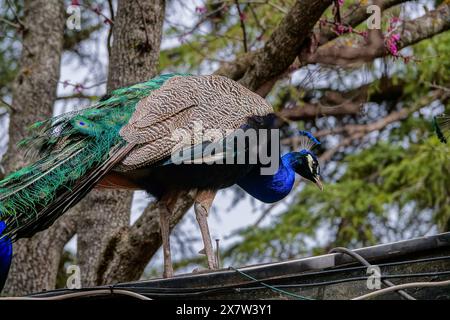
0 74 323 289
0 222 12 291
433 114 450 144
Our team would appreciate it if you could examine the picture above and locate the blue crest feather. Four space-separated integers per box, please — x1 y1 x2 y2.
297 130 321 151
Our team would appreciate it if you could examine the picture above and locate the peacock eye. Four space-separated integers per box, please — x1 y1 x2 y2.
314 163 320 175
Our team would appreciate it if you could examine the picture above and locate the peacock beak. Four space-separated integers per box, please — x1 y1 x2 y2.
314 176 323 191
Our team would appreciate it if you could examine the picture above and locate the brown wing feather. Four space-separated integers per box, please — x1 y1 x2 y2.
117 75 273 171
96 172 141 190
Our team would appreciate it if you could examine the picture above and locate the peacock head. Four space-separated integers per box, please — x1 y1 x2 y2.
290 131 323 191
293 150 323 191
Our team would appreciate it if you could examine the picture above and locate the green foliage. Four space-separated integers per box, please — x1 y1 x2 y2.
159 0 293 71
224 5 450 262
232 139 449 262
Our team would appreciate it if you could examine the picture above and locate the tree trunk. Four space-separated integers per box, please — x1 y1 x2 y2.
77 0 166 286
2 0 67 295
97 190 196 284
107 0 165 90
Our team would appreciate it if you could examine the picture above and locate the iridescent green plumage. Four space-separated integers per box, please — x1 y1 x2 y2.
0 73 185 240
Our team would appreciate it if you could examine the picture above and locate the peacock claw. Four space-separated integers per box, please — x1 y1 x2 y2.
192 267 215 274
191 267 210 274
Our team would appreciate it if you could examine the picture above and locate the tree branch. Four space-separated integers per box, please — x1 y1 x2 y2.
214 0 406 84
238 0 333 93
63 24 103 51
280 77 405 120
216 2 450 93
96 191 196 284
281 88 368 120
305 4 450 67
235 0 248 53
215 0 334 92
318 89 447 161
56 94 97 101
318 0 408 44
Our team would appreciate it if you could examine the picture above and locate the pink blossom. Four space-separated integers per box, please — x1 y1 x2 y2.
335 24 346 35
388 42 398 56
195 6 207 14
403 56 412 64
239 12 247 21
178 34 187 44
391 33 400 42
71 0 79 6
74 84 84 94
338 0 344 6
390 17 401 24
388 17 401 32
92 6 101 15
386 33 401 57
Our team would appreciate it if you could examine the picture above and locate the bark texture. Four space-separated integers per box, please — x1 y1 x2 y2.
107 0 165 89
3 0 66 295
97 191 196 284
213 0 333 94
238 0 333 92
77 0 166 286
304 4 450 67
318 0 408 44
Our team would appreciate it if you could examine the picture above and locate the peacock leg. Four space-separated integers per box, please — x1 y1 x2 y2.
159 192 179 278
194 189 218 270
159 204 173 278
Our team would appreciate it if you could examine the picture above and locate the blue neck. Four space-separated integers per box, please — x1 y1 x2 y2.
0 222 12 292
237 153 297 203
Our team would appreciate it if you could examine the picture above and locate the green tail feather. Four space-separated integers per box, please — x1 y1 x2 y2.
433 114 450 144
0 73 187 241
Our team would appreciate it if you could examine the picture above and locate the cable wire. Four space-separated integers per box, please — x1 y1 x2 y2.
230 266 313 300
0 289 152 301
8 253 447 300
110 255 450 295
26 255 450 299
236 270 450 292
352 280 450 300
330 247 416 300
